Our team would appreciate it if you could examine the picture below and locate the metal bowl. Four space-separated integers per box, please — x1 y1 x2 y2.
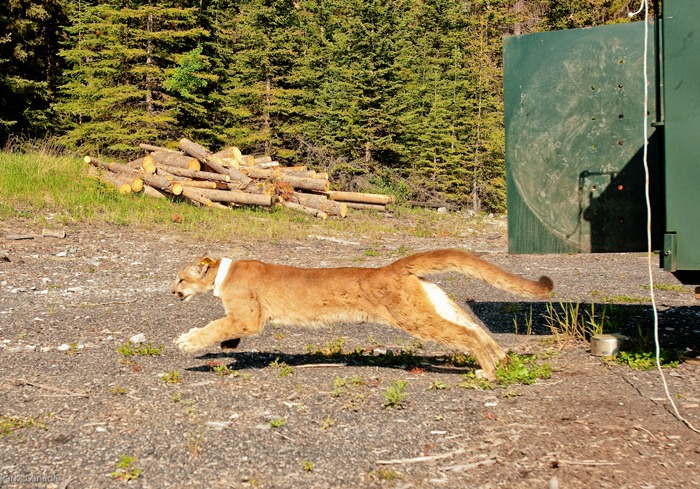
590 334 628 356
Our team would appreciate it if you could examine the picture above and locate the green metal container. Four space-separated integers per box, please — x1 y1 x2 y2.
505 0 699 273
504 21 661 254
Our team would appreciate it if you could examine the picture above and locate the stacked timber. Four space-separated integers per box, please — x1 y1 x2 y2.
86 138 395 219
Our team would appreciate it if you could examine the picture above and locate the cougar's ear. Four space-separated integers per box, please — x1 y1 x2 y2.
191 256 215 278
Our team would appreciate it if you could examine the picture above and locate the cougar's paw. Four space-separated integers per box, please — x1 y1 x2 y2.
175 328 207 353
474 368 497 382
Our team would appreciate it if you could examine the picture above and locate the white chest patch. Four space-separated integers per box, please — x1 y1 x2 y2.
213 258 232 298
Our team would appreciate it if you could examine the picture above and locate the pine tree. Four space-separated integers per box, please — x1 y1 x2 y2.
56 1 207 156
0 0 68 145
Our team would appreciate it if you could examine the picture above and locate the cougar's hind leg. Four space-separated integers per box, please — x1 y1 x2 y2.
388 278 507 380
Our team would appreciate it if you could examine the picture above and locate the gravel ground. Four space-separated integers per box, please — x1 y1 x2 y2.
0 215 698 489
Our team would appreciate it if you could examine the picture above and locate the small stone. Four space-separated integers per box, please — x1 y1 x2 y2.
206 421 233 431
57 344 71 351
129 333 146 344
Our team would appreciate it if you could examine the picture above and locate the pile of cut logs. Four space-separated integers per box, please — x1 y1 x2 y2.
85 138 394 219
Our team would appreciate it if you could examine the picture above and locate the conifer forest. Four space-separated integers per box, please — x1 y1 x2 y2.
1 1 639 210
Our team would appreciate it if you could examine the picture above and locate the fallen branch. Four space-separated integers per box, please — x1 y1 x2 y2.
13 378 89 398
377 449 466 465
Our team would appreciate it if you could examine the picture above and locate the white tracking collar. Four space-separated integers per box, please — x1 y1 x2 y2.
213 258 232 298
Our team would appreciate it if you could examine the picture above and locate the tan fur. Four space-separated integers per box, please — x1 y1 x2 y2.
172 249 553 380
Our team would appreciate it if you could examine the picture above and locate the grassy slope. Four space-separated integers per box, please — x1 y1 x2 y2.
0 151 479 242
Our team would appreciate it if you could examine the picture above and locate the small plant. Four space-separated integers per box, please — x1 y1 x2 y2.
301 460 314 472
111 455 142 481
212 364 239 377
382 380 408 409
320 417 336 430
331 376 347 397
458 372 494 390
363 248 380 257
374 468 399 481
645 283 687 292
162 370 184 383
612 350 680 370
430 380 448 390
186 426 205 456
269 357 293 378
513 304 535 336
0 414 46 437
269 418 287 428
110 386 128 396
496 354 552 386
117 342 165 357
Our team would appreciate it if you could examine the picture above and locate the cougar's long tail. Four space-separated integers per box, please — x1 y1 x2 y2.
392 249 553 298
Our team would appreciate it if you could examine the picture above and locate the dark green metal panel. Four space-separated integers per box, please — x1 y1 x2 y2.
661 0 700 271
505 22 660 254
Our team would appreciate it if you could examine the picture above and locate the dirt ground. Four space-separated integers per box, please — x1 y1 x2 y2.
0 214 698 489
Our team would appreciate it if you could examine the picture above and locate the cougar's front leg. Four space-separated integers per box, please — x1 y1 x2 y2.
176 313 263 353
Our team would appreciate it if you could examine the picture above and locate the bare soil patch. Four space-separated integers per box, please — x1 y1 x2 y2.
1 216 698 488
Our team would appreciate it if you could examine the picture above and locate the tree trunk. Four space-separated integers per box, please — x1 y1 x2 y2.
156 164 232 183
290 193 347 217
188 187 273 207
149 151 201 171
279 198 328 219
323 190 395 205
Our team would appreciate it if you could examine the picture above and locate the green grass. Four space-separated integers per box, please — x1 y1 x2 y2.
0 413 47 437
0 149 488 242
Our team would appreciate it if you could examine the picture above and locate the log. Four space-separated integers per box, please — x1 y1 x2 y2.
190 187 273 207
323 190 395 205
240 167 329 192
137 170 183 195
254 156 273 164
229 181 276 196
290 193 347 217
126 157 145 169
178 138 253 187
141 184 166 199
279 198 328 219
149 151 200 171
343 202 387 212
139 143 179 153
156 164 231 183
84 156 138 178
41 229 67 239
181 188 215 207
255 161 279 169
100 171 135 194
87 160 143 192
142 154 157 174
179 180 227 190
280 174 329 192
214 146 245 166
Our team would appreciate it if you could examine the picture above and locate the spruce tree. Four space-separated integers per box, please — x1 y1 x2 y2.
0 0 68 145
56 1 206 156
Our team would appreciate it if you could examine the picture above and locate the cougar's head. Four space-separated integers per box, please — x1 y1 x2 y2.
171 256 218 302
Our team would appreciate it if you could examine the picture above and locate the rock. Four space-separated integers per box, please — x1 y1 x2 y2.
129 333 146 344
206 421 233 431
57 344 71 351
